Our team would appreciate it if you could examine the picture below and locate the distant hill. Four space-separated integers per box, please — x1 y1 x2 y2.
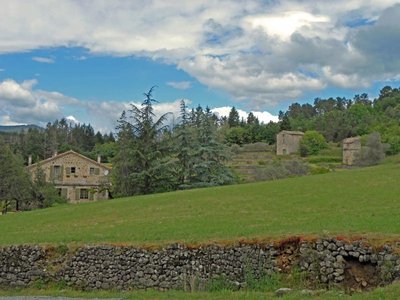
0 124 44 133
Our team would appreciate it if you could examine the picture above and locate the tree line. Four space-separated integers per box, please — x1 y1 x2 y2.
278 87 400 154
0 118 116 165
1 85 399 210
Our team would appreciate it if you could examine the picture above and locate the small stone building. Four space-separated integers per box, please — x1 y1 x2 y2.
276 131 304 155
343 136 361 165
27 150 111 203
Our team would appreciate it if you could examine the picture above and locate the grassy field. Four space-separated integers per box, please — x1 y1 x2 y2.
1 282 400 299
1 160 399 245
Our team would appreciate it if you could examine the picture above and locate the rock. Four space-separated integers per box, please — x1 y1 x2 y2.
344 244 353 251
362 281 368 287
336 255 344 262
300 289 314 295
275 288 292 297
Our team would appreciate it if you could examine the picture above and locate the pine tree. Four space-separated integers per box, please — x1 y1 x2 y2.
175 100 194 185
113 87 175 196
190 107 234 186
112 111 137 196
228 107 240 127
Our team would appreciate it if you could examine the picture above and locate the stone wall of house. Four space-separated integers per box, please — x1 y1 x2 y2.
0 239 399 291
27 151 110 202
276 131 304 155
343 137 362 165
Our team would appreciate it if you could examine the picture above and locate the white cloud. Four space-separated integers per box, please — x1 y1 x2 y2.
166 81 192 90
0 79 35 106
65 115 79 124
72 56 87 61
32 56 55 64
179 55 325 107
245 11 330 41
322 66 369 88
0 78 82 125
1 1 400 110
252 111 280 123
211 106 278 124
0 115 25 126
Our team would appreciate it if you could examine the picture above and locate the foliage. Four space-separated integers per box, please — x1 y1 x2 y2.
0 118 115 165
31 167 66 208
113 95 234 196
113 87 173 196
356 132 386 166
299 131 327 157
0 138 32 213
227 106 240 127
186 105 234 187
254 159 310 181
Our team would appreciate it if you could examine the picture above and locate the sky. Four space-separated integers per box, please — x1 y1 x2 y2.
0 0 400 133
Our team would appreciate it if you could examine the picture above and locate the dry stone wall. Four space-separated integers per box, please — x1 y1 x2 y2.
0 239 399 291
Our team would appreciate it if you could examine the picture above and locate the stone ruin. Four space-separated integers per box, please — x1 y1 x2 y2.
276 131 304 155
343 137 361 166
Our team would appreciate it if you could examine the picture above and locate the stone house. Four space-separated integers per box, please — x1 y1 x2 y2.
276 131 304 155
27 150 111 202
343 136 361 165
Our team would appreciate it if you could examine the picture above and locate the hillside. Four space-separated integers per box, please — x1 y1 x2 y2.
1 161 399 245
0 124 43 133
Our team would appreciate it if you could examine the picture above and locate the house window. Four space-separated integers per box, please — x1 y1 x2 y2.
90 167 100 175
57 188 68 198
71 167 76 174
52 165 62 180
80 189 89 199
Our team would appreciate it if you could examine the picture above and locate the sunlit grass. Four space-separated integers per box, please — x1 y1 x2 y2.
1 162 399 245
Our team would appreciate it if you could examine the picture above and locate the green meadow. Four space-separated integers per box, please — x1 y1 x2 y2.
1 161 399 246
1 282 400 300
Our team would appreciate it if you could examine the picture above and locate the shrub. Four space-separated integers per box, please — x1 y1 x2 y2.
299 131 327 157
230 143 241 154
357 132 386 166
282 160 310 176
254 159 309 181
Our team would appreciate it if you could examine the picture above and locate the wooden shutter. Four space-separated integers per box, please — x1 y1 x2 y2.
95 168 100 175
49 166 54 180
89 191 94 201
75 188 80 200
60 165 64 180
61 188 68 198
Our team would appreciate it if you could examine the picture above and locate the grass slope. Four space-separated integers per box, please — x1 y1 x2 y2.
1 163 399 245
1 282 400 299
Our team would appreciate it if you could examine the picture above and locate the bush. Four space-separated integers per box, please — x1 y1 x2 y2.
306 156 342 164
254 159 309 181
230 143 241 154
282 160 310 176
357 132 386 166
299 131 327 157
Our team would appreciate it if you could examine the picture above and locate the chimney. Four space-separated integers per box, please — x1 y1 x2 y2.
28 155 32 166
53 151 58 157
97 154 101 164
